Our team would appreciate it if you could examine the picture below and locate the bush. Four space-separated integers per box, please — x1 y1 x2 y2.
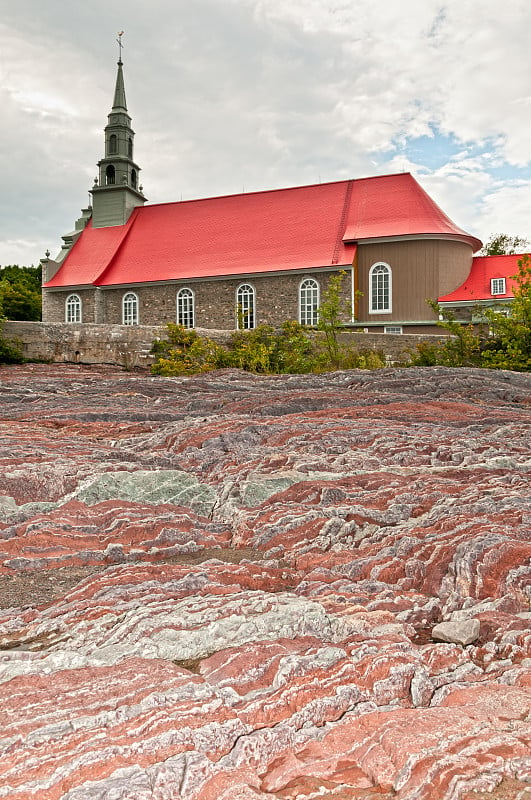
150 324 225 375
409 302 482 368
481 255 531 372
411 256 531 372
226 321 315 374
150 321 386 376
0 326 24 364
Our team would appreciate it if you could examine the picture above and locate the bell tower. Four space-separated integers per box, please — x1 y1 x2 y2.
90 34 146 227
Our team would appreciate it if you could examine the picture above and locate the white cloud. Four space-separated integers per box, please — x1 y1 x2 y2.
0 0 529 266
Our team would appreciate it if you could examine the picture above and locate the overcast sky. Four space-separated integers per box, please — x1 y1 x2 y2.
1 0 530 266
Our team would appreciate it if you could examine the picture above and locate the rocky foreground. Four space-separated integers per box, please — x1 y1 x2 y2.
0 363 530 800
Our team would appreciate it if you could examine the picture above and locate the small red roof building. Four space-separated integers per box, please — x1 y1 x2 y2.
439 253 524 305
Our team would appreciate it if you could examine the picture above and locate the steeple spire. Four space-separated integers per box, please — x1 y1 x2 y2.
113 32 127 112
90 34 146 228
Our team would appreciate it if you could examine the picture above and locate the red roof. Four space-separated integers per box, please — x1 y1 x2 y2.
439 253 525 302
44 173 481 288
342 174 479 245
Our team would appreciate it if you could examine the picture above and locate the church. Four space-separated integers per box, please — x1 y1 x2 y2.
42 55 516 335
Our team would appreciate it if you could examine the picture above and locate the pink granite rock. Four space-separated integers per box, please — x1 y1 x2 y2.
0 364 529 799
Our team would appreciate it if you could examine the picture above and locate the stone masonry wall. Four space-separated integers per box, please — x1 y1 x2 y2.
43 270 352 328
3 321 448 368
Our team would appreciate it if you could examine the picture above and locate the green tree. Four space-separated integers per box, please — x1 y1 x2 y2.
412 256 531 372
0 296 24 364
0 264 42 321
479 233 529 256
317 271 350 367
481 254 531 371
409 300 482 367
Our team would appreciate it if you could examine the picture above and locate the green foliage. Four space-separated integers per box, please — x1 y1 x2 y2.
0 322 24 364
0 335 24 364
150 324 225 375
150 320 386 376
0 282 42 321
479 233 529 256
227 321 315 374
409 301 482 367
0 265 42 321
317 270 351 367
411 258 531 372
480 254 531 371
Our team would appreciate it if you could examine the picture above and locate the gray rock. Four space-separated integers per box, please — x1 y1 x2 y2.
431 619 480 646
68 469 216 517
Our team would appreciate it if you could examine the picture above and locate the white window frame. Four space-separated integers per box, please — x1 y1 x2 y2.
65 293 82 323
122 292 139 325
177 288 195 328
491 277 506 296
299 278 320 326
369 262 392 314
384 326 402 334
236 284 256 329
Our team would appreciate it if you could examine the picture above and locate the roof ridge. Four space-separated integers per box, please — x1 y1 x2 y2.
93 210 140 286
138 173 412 212
332 179 354 264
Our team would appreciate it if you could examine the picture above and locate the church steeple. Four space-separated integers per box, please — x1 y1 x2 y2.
112 58 127 112
90 36 146 228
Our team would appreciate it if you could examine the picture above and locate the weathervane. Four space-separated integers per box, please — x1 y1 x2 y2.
117 31 124 63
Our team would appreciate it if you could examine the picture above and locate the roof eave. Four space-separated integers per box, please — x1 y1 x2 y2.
344 232 482 250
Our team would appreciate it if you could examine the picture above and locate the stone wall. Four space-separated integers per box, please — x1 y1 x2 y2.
42 270 352 328
3 322 161 368
3 321 447 368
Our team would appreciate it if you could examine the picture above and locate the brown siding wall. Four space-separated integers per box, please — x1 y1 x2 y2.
356 239 473 322
437 239 475 297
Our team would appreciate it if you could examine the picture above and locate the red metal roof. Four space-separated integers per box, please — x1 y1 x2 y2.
439 253 525 302
44 219 134 287
342 173 480 246
44 173 481 288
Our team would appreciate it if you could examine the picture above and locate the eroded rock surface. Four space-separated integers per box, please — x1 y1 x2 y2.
0 363 530 799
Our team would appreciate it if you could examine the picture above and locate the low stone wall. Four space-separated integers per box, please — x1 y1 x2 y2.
3 322 446 368
3 322 161 368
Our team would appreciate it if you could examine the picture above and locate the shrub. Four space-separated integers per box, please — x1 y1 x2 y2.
409 302 482 368
150 324 225 375
411 256 531 372
0 326 24 364
480 254 531 372
151 320 386 377
226 322 315 374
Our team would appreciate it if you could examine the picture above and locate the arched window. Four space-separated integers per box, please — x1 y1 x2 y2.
106 165 116 185
236 284 255 329
369 263 392 314
131 169 137 189
299 278 319 326
109 134 117 154
65 293 82 323
128 138 133 158
122 292 139 325
177 288 194 328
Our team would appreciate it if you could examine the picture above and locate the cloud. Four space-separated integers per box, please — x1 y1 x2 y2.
0 0 529 266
